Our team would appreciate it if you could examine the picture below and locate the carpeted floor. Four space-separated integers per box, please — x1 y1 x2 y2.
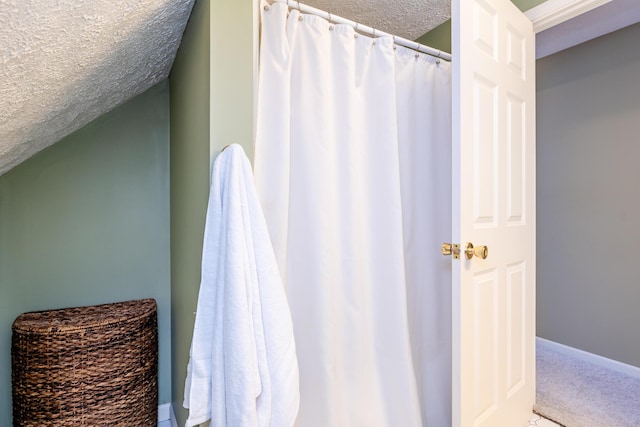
534 343 640 427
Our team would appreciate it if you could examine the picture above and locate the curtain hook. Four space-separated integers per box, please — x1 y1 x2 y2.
296 0 303 21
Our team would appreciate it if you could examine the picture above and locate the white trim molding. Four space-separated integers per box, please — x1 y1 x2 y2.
158 403 178 427
531 0 640 58
537 337 640 380
526 0 612 33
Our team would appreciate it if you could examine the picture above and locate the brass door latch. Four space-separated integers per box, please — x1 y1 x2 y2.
441 242 488 260
441 243 461 259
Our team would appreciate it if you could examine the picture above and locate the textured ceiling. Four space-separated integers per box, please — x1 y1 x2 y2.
303 0 451 40
0 0 194 176
0 0 447 176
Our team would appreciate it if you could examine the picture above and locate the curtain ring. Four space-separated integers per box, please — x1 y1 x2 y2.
328 12 332 23
296 0 303 21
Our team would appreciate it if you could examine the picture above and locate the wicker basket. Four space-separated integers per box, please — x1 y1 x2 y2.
11 299 158 427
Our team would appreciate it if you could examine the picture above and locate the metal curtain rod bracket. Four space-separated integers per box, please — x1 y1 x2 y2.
270 0 452 62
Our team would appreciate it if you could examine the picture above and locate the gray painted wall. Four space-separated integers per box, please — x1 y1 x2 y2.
537 22 640 367
0 81 172 425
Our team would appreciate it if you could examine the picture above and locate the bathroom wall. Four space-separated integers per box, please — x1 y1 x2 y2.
0 81 172 424
415 19 451 54
169 0 211 424
511 0 548 10
537 22 640 367
170 0 257 424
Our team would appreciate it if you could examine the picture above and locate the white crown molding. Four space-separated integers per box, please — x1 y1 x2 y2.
532 0 640 58
526 0 612 33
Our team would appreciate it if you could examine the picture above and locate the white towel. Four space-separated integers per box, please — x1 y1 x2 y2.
184 144 299 427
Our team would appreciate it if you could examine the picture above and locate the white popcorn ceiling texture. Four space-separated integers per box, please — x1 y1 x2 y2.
0 0 448 176
0 0 194 176
303 0 450 40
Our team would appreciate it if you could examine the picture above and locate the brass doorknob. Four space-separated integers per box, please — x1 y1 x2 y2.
464 242 488 260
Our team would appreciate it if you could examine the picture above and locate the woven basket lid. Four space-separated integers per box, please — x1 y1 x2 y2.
12 298 156 335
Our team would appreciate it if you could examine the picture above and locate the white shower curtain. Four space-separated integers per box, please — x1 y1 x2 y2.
254 2 452 426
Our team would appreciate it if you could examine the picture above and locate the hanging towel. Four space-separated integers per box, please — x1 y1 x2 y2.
184 144 300 427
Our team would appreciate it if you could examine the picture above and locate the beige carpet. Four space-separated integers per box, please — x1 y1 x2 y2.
535 343 640 427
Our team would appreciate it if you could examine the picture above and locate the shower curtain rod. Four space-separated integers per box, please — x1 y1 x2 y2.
270 0 453 62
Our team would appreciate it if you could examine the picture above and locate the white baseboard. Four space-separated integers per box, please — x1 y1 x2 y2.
537 337 640 380
158 403 171 422
158 403 178 427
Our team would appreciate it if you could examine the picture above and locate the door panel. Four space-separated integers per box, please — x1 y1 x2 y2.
452 0 535 425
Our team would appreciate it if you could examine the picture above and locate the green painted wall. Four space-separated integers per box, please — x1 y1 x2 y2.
170 0 257 425
169 0 211 425
0 81 171 425
513 0 548 11
210 0 257 161
416 0 547 53
416 19 452 54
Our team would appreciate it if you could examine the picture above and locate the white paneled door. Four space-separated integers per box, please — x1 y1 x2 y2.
451 0 535 426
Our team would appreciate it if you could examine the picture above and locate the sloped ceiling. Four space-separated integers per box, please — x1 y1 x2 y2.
0 0 450 177
0 0 195 176
6 0 635 177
